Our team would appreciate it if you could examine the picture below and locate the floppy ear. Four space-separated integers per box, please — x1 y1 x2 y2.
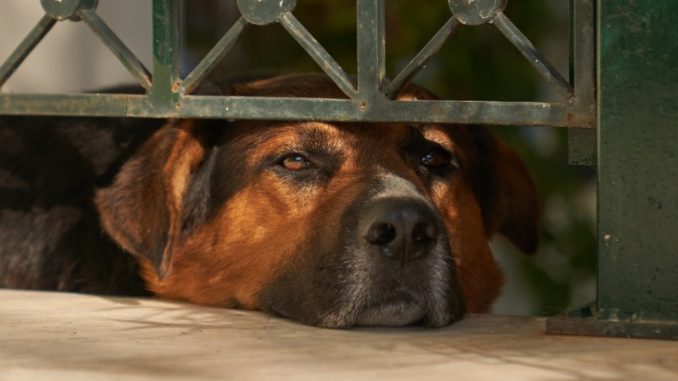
491 140 540 254
95 120 210 278
473 131 540 254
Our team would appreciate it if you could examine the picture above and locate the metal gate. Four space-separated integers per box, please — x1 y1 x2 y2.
1 0 677 339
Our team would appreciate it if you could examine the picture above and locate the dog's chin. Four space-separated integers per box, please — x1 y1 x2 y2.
355 300 426 327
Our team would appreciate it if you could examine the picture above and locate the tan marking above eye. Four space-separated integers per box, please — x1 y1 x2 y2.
421 127 454 152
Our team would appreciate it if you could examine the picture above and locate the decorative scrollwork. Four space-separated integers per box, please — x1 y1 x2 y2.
0 0 594 128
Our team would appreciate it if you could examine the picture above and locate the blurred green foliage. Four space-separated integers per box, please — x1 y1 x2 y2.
185 0 596 316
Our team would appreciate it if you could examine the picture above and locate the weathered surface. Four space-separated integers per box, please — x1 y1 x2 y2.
597 0 678 323
1 290 677 381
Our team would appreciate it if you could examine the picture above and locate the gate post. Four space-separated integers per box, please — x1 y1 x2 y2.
549 0 678 339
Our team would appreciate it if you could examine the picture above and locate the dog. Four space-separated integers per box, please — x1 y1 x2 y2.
0 73 538 328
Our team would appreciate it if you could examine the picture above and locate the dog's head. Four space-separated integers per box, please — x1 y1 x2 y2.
96 74 538 328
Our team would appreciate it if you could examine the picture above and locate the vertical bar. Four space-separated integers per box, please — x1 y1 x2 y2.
151 0 182 109
567 0 596 167
356 0 386 102
572 0 596 119
569 0 574 87
0 15 56 89
598 0 678 322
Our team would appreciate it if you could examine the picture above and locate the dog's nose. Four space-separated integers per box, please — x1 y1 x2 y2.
361 198 441 263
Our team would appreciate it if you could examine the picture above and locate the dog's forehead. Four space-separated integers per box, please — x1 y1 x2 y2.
234 121 464 163
227 74 470 159
230 73 438 101
235 120 411 152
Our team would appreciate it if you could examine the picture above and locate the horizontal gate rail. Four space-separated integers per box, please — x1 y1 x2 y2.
0 93 585 126
0 0 595 128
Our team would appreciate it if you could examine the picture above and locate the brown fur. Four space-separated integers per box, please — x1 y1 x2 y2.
1 73 539 326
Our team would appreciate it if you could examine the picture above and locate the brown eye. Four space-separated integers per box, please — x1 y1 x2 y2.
420 150 450 168
281 154 311 171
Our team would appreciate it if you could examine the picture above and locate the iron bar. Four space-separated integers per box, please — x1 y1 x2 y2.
0 93 587 127
385 17 459 98
280 13 357 99
150 0 182 108
0 14 56 89
493 11 573 100
79 9 152 91
566 0 596 167
572 0 595 116
182 17 249 95
180 97 576 126
0 93 138 116
356 0 385 102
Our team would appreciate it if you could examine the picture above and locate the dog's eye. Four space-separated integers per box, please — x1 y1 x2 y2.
280 154 312 171
420 150 450 169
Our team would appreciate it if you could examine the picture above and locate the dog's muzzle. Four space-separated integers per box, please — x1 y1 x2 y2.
260 174 465 329
320 174 465 328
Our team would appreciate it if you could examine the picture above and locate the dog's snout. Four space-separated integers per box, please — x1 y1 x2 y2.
361 198 441 263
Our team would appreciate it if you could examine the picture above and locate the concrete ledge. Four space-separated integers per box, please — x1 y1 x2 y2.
1 290 677 381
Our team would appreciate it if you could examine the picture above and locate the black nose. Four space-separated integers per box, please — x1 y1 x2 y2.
361 198 441 263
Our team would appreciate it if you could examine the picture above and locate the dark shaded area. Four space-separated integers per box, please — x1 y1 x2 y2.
0 116 163 295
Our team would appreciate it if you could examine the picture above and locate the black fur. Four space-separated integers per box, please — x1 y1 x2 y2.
0 116 163 294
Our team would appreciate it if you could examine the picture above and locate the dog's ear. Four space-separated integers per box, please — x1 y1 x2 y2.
474 131 540 254
95 120 210 278
492 140 540 254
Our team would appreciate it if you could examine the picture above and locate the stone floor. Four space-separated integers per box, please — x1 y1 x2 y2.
1 290 677 381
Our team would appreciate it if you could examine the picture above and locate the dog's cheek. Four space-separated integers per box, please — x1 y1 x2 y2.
257 246 349 326
141 180 319 309
256 180 365 326
256 208 357 326
432 178 504 313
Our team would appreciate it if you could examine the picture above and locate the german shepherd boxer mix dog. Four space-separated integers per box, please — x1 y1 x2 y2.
0 74 538 328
